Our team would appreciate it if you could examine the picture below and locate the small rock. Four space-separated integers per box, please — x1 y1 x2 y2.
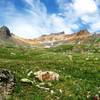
36 84 50 91
34 71 59 81
20 78 33 84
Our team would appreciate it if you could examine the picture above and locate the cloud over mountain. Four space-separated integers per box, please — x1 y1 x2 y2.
0 0 100 39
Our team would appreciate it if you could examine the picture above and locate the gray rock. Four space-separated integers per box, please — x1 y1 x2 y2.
0 26 11 39
0 69 15 95
0 26 11 36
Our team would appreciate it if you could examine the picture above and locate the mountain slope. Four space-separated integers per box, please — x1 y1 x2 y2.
0 26 99 46
0 26 30 45
29 30 91 45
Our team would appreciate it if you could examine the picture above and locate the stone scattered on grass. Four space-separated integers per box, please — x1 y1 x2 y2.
34 71 59 81
0 69 15 95
36 84 50 91
20 78 33 84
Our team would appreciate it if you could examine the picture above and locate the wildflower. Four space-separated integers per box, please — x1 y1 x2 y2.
86 95 90 99
50 90 54 94
86 58 89 60
94 58 98 61
98 91 100 94
68 55 73 61
27 71 33 77
69 94 72 97
86 91 91 99
10 52 16 55
59 89 62 93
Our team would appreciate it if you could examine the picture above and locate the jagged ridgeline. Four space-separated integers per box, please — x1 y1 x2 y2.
0 26 100 47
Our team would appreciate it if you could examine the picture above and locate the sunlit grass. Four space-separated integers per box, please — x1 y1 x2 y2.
0 44 100 99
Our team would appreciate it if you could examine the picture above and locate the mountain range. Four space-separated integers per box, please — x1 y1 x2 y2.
0 26 99 47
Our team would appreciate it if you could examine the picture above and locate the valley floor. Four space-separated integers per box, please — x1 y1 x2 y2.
0 44 100 100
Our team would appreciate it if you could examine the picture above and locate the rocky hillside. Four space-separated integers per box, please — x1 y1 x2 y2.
0 26 29 45
28 29 92 46
0 26 99 46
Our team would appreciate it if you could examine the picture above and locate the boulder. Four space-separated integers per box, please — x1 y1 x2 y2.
0 69 15 95
34 71 59 81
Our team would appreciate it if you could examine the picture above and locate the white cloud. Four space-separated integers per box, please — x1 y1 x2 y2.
0 0 75 39
0 0 100 39
73 0 97 15
50 14 73 34
90 21 100 32
57 0 100 33
81 14 99 23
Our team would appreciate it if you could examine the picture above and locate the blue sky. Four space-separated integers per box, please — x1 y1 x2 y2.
0 0 100 39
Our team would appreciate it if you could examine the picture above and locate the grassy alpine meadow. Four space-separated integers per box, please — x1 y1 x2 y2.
0 43 100 100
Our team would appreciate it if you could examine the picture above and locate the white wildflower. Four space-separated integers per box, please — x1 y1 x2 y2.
69 94 72 97
10 52 16 55
50 90 54 94
68 55 73 61
59 89 62 93
98 91 100 94
94 58 98 61
87 95 90 98
86 58 89 60
27 71 33 77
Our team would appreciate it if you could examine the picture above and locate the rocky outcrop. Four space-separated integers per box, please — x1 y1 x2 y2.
0 69 15 95
75 29 91 36
28 29 91 45
0 26 30 45
0 26 11 39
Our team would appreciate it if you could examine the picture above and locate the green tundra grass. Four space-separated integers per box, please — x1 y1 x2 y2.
0 43 100 100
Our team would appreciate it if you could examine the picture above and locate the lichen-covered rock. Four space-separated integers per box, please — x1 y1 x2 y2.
0 69 15 95
34 71 59 81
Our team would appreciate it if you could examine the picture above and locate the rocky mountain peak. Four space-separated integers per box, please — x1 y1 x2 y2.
75 29 90 36
0 26 11 39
